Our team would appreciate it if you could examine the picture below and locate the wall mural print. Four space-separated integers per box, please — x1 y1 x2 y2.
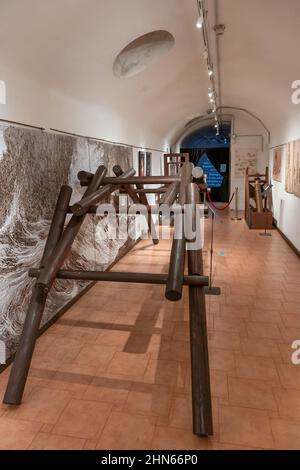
234 148 257 177
0 124 135 359
272 147 283 182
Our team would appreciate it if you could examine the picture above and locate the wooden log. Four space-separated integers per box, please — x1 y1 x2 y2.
147 211 159 245
40 185 72 269
179 162 194 205
160 182 179 207
134 181 159 245
186 183 201 275
78 170 93 185
132 188 168 194
113 165 140 204
71 168 136 216
186 182 213 437
28 269 209 287
71 185 116 216
165 228 186 301
3 285 48 405
165 163 193 301
113 165 159 245
135 184 148 206
79 173 181 186
134 182 160 245
67 205 188 215
86 165 108 194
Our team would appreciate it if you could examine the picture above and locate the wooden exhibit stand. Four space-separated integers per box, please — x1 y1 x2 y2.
245 166 273 230
164 153 190 176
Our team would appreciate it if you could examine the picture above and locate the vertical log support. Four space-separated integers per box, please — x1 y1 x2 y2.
40 186 73 269
165 163 193 301
113 165 159 245
186 183 213 437
137 183 159 246
3 166 107 405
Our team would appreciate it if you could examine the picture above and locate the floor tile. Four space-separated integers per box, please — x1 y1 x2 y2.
0 417 42 450
29 432 85 450
12 386 71 425
53 399 112 440
219 406 274 449
97 412 155 450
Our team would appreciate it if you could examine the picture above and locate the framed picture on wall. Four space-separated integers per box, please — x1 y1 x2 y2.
272 147 283 182
146 152 152 176
138 151 145 176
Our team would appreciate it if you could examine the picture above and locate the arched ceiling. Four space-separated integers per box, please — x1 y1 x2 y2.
181 124 231 149
0 0 299 146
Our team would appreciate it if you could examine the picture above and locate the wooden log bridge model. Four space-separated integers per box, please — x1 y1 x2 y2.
3 162 213 437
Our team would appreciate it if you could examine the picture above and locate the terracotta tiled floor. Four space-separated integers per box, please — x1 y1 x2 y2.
1 213 300 450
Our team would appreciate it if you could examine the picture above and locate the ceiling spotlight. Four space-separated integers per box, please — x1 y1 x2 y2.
210 98 214 103
208 69 213 77
208 92 213 98
196 11 204 29
214 124 218 128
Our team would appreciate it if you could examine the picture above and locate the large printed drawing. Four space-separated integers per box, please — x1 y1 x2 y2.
0 125 134 359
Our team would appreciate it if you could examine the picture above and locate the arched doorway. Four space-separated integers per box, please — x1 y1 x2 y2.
180 124 231 203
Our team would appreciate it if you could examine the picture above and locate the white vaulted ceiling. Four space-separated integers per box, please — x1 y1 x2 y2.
0 0 299 146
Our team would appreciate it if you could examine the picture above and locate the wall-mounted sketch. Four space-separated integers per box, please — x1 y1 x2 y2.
0 125 134 359
285 141 295 194
272 147 283 182
234 148 257 177
293 139 300 198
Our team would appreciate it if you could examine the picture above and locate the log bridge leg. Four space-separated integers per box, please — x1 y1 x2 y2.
186 183 213 436
113 165 159 245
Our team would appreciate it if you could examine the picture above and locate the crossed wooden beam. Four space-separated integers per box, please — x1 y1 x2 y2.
3 162 213 437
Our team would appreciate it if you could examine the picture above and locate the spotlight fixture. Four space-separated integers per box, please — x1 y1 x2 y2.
208 92 213 98
196 11 204 29
208 69 213 77
210 98 214 103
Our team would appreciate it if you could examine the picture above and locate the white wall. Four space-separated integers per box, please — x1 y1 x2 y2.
0 64 165 152
270 112 300 252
